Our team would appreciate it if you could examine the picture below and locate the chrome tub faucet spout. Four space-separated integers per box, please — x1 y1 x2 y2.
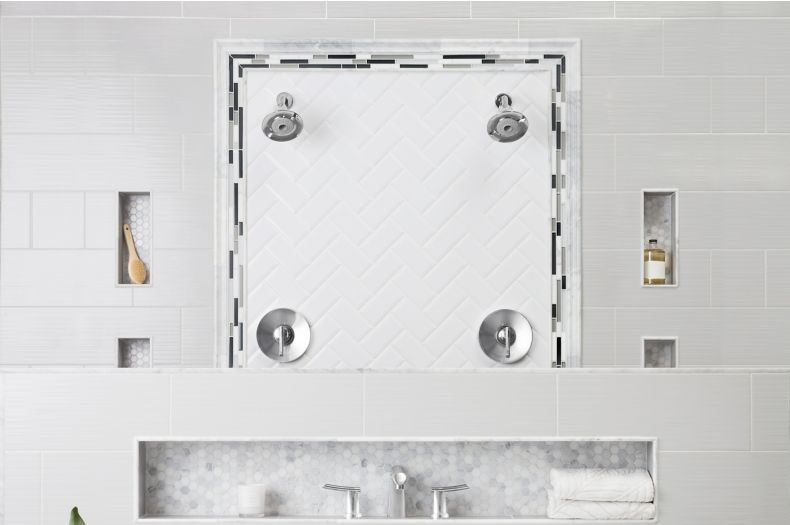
389 466 408 518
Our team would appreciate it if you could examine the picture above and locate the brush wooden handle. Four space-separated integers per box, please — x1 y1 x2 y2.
123 224 140 260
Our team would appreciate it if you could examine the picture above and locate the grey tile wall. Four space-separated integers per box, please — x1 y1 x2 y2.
1 1 789 368
557 373 751 450
659 452 790 525
2 370 787 524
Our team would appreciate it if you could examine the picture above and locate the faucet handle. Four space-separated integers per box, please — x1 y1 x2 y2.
431 484 469 519
323 484 361 519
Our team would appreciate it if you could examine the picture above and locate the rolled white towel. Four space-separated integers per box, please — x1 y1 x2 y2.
547 490 656 520
550 468 654 503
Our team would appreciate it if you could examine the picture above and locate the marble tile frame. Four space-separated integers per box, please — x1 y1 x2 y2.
215 40 581 370
133 435 658 521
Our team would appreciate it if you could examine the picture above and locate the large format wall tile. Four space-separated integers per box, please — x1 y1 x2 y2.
581 135 615 192
1 134 182 192
767 251 790 307
616 1 790 17
581 193 641 250
659 452 790 525
752 373 790 451
583 250 710 308
475 1 614 18
615 309 790 367
1 1 181 16
30 192 84 248
180 307 216 367
0 307 180 366
171 373 364 436
584 77 710 133
0 250 133 307
133 76 213 134
0 75 134 134
682 193 790 249
710 78 765 133
42 452 134 525
4 373 170 450
518 20 661 75
231 18 374 38
710 250 765 307
364 373 557 436
557 374 750 450
767 77 790 133
185 1 326 18
616 135 790 191
376 18 517 38
131 250 213 307
0 192 30 249
3 452 41 525
664 19 790 75
29 18 229 75
152 193 213 249
330 1 470 18
581 308 616 367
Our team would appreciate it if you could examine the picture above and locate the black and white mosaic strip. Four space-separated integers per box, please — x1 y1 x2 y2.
225 50 570 368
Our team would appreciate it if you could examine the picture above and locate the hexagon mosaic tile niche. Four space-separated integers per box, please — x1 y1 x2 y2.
118 338 151 368
118 191 151 285
141 440 650 518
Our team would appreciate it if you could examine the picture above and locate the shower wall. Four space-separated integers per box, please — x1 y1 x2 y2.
2 2 790 367
243 69 553 368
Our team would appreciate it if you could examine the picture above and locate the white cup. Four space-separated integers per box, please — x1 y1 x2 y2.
238 484 267 517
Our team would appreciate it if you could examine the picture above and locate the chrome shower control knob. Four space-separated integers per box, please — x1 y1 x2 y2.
495 325 516 358
257 308 310 362
479 310 532 364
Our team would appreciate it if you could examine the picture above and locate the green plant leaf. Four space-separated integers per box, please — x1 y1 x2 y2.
69 507 86 525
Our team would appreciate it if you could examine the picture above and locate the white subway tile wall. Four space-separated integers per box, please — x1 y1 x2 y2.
1 1 789 368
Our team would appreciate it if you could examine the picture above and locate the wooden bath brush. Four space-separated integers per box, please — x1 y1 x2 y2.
123 223 147 284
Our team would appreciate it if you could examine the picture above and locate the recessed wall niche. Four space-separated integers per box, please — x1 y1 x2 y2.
642 190 678 286
118 338 152 368
117 192 151 286
642 338 678 368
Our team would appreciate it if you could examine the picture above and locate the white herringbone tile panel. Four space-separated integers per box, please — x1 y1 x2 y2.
244 70 553 368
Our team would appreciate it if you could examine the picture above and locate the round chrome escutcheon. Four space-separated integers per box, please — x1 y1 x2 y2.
256 308 311 363
478 309 533 364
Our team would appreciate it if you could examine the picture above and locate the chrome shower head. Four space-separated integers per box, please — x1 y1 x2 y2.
262 92 303 142
487 93 528 143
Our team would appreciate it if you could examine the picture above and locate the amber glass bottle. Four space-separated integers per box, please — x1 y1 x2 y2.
643 239 667 285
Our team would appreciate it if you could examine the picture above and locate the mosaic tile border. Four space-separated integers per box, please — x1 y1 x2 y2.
217 41 581 369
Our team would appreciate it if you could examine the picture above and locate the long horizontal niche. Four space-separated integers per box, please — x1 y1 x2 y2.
136 438 657 523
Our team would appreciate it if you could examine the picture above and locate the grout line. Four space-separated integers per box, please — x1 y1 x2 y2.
612 135 617 191
28 191 34 248
82 192 87 249
361 371 366 436
554 375 560 436
39 451 44 525
749 373 754 451
764 251 769 307
708 250 713 307
613 308 618 366
708 77 713 133
660 19 664 74
180 134 186 192
764 77 768 133
168 374 174 434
